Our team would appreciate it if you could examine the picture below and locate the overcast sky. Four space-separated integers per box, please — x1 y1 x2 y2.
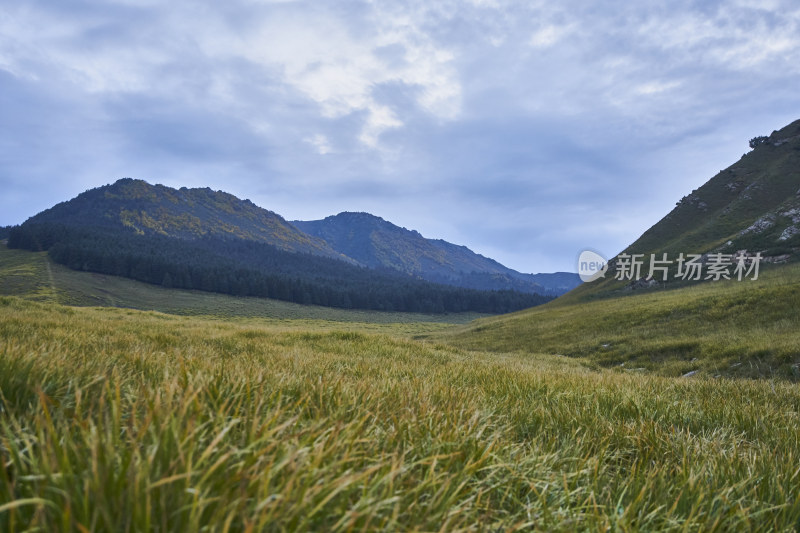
2 0 799 272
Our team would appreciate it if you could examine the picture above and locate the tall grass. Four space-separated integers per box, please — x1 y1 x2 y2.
2 297 800 531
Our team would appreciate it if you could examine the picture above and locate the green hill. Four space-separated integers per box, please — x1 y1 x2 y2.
10 194 552 314
23 178 344 259
8 179 554 313
571 118 800 300
629 119 800 259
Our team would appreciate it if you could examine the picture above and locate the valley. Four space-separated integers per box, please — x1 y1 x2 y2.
2 229 800 529
2 120 800 530
3 1 800 529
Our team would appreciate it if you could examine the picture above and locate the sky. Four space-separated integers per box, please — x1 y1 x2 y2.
1 0 799 273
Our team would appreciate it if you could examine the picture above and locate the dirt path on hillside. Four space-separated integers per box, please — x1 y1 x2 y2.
43 256 58 302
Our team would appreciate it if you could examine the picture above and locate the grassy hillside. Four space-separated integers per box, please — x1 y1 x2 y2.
626 121 800 259
0 244 482 327
22 178 343 258
441 120 800 381
2 297 800 530
0 243 56 303
571 119 800 300
442 262 800 380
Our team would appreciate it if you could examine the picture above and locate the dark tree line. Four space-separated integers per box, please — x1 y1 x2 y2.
8 223 552 313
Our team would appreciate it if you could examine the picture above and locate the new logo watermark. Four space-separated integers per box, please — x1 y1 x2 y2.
577 249 762 283
577 249 608 283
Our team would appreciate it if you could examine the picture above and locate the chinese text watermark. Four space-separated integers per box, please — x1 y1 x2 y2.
579 251 762 283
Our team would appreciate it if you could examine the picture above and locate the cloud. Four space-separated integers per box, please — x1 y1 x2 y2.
0 1 462 149
634 80 681 96
632 2 800 73
304 134 332 155
528 24 574 48
197 2 462 147
1 0 799 273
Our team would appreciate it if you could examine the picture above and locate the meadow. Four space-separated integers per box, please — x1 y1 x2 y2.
443 262 800 381
2 296 800 531
2 244 800 530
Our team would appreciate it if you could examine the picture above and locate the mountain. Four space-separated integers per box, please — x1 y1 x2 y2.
8 179 553 314
23 178 345 260
444 118 800 379
624 118 800 259
570 117 800 299
293 212 580 295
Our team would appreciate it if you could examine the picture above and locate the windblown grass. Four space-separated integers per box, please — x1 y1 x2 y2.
2 297 800 531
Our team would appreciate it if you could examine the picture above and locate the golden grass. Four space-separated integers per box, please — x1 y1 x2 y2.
442 262 800 380
2 297 800 531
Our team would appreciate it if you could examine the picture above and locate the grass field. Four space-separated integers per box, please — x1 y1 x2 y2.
442 262 800 380
2 297 800 531
2 245 800 530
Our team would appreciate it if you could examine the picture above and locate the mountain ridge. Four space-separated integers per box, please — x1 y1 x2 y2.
7 179 560 312
564 117 800 300
293 212 579 295
15 179 576 296
444 117 800 379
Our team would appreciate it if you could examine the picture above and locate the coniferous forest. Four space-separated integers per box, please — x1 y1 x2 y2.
7 223 551 313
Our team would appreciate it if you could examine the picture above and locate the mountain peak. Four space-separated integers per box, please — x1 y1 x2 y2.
293 213 580 295
329 211 384 220
324 211 394 228
24 179 343 259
